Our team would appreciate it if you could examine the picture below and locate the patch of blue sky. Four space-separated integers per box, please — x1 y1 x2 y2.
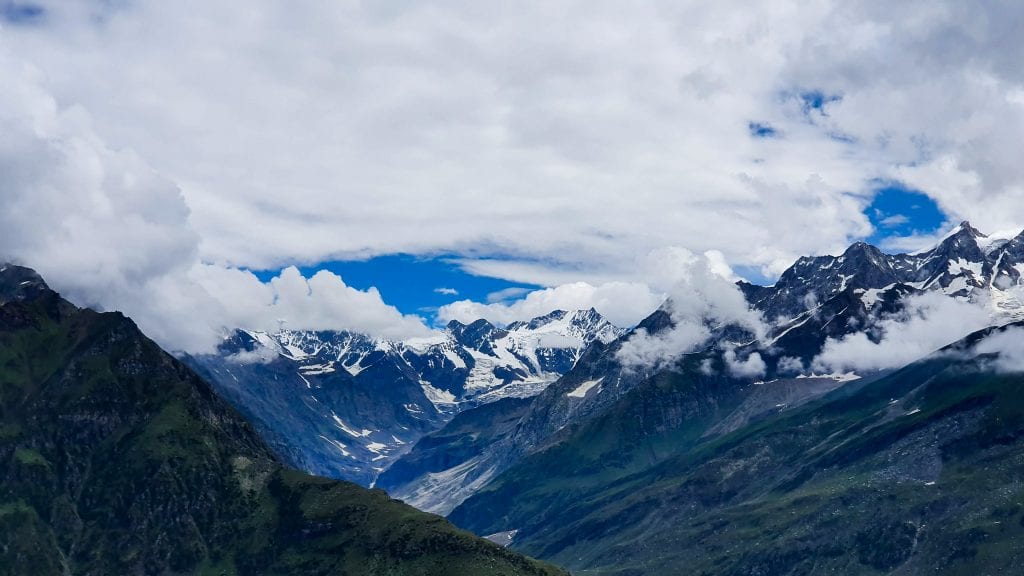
748 121 778 138
250 254 541 321
797 89 842 115
732 265 776 287
864 183 948 250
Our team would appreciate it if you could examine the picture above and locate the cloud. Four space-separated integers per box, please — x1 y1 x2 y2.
776 356 806 374
811 292 993 373
7 0 1024 288
879 214 910 227
4 2 1024 353
724 350 767 378
615 250 768 370
438 281 662 328
0 44 433 352
193 266 435 343
433 287 459 296
485 287 533 303
438 246 751 330
973 326 1024 373
224 347 277 365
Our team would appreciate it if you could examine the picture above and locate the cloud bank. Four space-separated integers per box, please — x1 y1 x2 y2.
615 250 767 370
438 281 662 328
812 292 992 373
6 0 1024 285
4 2 1024 353
0 46 432 351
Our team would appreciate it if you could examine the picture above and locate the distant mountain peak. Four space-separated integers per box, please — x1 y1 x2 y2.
956 219 984 236
0 263 51 304
744 222 1024 329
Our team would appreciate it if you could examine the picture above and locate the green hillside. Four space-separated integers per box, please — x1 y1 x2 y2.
0 266 566 576
451 333 1024 575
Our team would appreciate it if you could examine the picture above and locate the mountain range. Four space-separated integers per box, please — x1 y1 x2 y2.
295 221 1024 576
185 308 623 486
0 264 565 575
6 219 1024 575
376 222 1024 516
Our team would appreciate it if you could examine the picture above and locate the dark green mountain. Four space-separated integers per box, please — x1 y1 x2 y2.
0 264 566 576
449 325 1024 575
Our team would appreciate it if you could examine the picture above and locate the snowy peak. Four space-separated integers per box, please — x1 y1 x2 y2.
434 308 624 403
506 308 621 345
932 220 986 249
447 319 507 355
215 308 624 407
506 310 569 331
747 222 1024 347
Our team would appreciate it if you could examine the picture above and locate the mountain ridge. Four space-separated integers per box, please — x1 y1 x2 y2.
449 321 1024 574
382 222 1024 518
0 263 567 576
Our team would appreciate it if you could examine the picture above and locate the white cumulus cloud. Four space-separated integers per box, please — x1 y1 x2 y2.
5 0 1024 285
438 281 662 328
724 350 768 378
0 44 433 352
3 1 1024 354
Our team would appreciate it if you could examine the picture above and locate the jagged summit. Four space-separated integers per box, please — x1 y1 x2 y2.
448 318 506 353
507 309 569 331
743 221 1024 322
0 263 51 304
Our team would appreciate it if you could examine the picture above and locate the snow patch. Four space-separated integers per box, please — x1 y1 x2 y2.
300 362 336 375
331 413 372 438
796 371 860 382
566 378 603 398
484 530 519 547
319 435 351 457
420 380 457 406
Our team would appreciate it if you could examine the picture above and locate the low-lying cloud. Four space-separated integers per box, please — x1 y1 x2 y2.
615 250 768 371
973 326 1024 373
724 350 768 378
812 292 993 373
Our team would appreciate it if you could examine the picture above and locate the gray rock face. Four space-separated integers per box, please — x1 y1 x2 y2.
0 263 50 304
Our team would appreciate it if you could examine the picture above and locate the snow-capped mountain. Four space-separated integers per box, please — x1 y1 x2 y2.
185 308 622 486
743 221 1024 325
380 222 1024 515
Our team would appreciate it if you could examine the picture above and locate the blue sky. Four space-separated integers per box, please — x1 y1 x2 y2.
251 255 541 322
864 185 948 246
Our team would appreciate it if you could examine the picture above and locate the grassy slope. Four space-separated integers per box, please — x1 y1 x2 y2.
0 287 566 576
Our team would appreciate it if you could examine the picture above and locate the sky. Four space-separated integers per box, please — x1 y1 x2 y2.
1 1 1024 352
